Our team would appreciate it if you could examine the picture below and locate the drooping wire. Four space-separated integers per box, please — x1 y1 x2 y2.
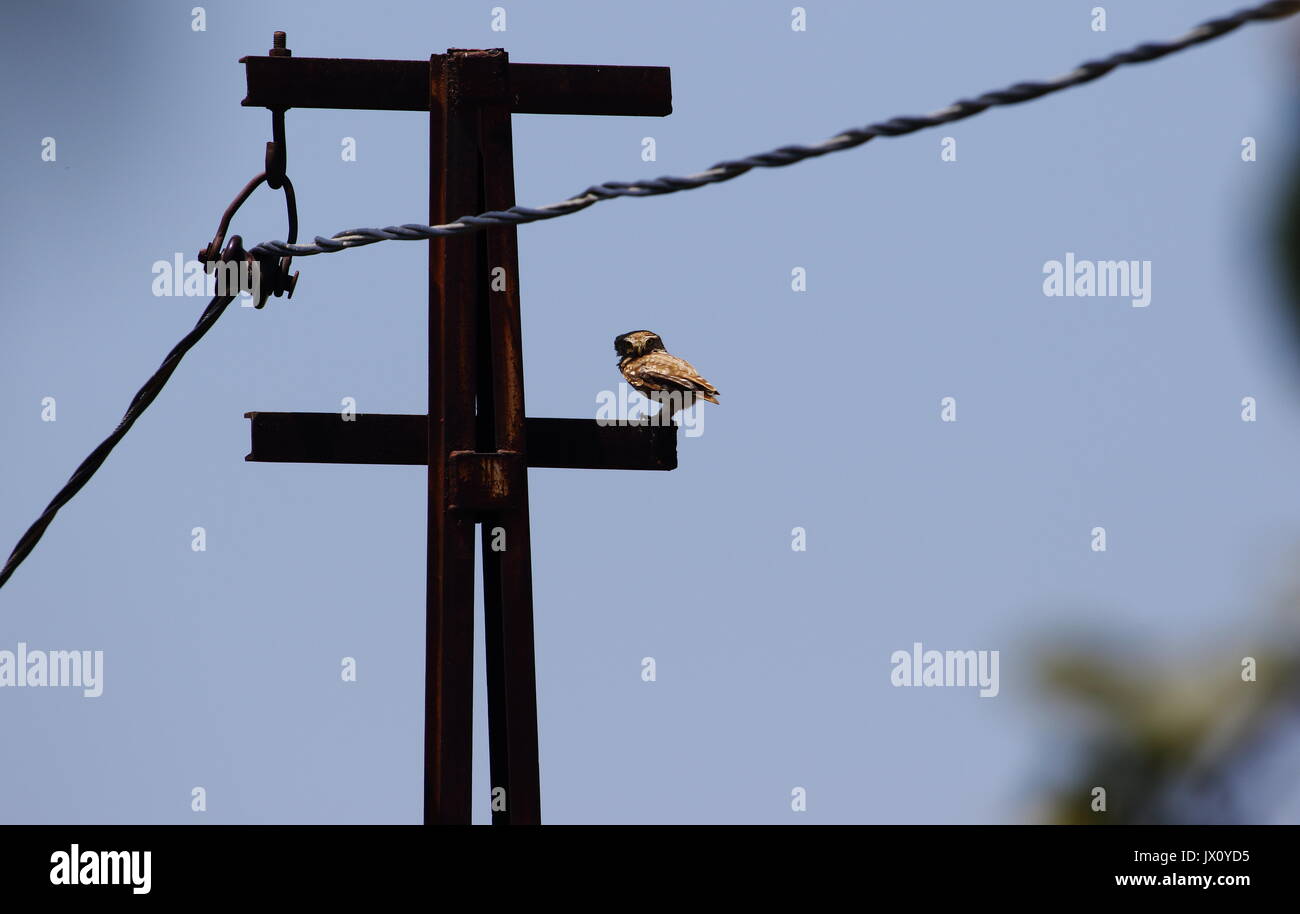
0 295 237 590
1 160 297 591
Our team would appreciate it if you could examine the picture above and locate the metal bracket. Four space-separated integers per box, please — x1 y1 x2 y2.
447 451 525 513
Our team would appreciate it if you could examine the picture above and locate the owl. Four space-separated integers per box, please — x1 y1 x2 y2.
614 330 719 417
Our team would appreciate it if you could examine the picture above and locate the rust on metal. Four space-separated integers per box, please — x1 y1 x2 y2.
238 38 673 825
425 50 479 826
244 413 678 470
447 451 525 513
469 48 542 826
240 55 672 116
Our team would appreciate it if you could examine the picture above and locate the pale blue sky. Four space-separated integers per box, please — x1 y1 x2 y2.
3 0 1300 823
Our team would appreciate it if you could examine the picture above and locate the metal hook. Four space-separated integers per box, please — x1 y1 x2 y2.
198 170 300 308
266 108 287 190
265 33 291 191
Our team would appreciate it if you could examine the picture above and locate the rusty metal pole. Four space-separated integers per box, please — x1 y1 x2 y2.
237 41 670 825
472 49 543 825
425 52 478 825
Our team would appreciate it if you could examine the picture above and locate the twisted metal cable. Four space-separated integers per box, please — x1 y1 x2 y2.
2 0 1298 593
0 294 237 590
251 0 1300 259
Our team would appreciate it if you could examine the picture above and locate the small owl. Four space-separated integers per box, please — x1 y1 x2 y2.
615 330 719 416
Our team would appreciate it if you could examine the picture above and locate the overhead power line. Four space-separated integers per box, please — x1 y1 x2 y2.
3 0 1298 591
250 0 1300 259
0 295 237 590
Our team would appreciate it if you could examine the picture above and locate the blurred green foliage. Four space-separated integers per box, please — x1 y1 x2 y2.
1035 627 1300 823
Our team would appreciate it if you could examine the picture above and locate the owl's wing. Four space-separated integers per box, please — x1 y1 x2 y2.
634 352 720 400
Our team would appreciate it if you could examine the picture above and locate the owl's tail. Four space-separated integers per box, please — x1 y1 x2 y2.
688 377 719 403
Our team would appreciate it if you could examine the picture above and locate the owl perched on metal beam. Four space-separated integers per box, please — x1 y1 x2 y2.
615 330 719 416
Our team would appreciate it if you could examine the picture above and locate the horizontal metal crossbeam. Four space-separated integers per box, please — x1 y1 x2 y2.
241 55 672 116
243 412 678 471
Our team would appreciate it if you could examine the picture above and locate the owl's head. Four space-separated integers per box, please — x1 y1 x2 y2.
615 330 665 358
